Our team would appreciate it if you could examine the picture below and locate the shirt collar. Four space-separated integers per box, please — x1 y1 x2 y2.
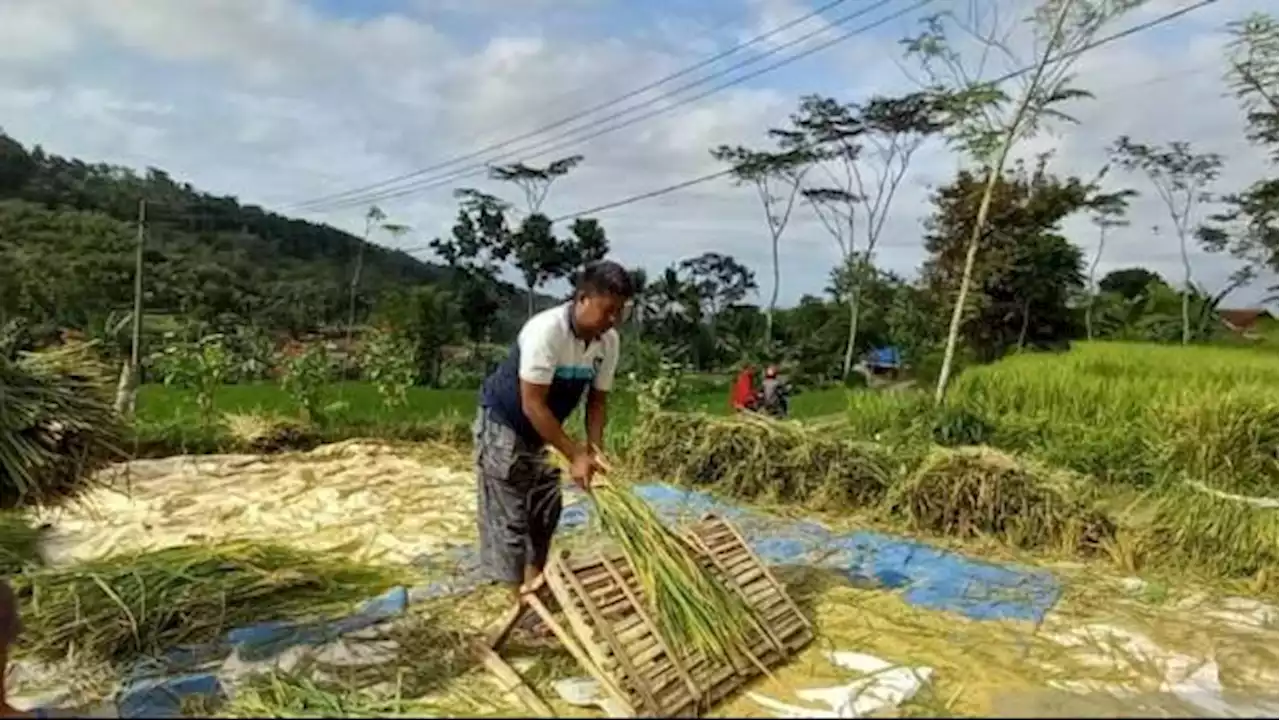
564 302 589 346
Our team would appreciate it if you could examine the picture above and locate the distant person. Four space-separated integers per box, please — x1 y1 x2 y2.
473 260 635 624
730 365 758 413
760 365 790 418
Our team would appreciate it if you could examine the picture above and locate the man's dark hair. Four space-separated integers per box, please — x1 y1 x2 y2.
575 260 636 299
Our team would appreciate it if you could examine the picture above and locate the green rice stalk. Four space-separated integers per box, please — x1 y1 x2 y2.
0 342 126 509
11 541 403 665
590 478 770 670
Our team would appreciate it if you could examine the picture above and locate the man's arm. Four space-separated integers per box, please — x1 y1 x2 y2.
586 333 620 452
519 380 583 461
585 388 608 452
517 317 585 462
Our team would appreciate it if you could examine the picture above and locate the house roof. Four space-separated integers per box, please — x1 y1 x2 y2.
1218 308 1275 330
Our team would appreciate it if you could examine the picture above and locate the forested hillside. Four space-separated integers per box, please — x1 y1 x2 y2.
0 133 537 341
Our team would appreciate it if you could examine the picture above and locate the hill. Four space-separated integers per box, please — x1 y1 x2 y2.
0 132 546 341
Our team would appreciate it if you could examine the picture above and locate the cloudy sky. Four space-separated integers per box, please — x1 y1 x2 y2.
1 0 1273 307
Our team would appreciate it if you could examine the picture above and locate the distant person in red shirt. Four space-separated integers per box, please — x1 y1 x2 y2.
730 366 758 412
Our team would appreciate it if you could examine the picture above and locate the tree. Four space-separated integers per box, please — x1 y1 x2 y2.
711 143 816 345
485 156 604 316
429 192 515 347
1110 137 1223 344
347 204 386 349
903 0 1141 401
376 285 465 386
488 155 583 214
1099 267 1165 301
785 92 947 378
0 132 35 196
923 157 1093 360
1197 13 1278 295
1224 13 1278 149
678 252 758 323
1083 169 1138 340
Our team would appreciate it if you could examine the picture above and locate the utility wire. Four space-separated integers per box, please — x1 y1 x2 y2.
286 0 856 211
300 0 926 213
546 0 1221 223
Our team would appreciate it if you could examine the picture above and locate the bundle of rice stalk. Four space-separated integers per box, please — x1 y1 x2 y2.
886 446 1114 553
589 474 770 670
11 541 402 665
1125 485 1279 585
0 511 45 575
0 342 126 509
627 411 899 508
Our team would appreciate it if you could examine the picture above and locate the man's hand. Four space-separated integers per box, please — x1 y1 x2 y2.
568 449 602 491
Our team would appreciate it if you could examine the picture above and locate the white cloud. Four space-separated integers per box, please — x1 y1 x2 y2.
0 0 1273 307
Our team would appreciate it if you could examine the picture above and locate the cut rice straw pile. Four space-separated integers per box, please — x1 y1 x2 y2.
627 411 898 507
0 342 126 510
589 476 773 672
12 540 404 665
887 446 1115 553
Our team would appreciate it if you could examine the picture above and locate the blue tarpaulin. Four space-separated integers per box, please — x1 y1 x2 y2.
866 346 903 369
105 482 1059 717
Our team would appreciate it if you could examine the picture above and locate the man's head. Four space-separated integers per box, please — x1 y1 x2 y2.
572 260 635 339
765 365 778 379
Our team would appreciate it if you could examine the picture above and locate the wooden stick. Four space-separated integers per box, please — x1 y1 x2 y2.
526 592 636 717
472 639 554 717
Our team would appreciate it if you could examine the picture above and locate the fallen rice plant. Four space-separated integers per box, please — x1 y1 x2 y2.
222 412 311 454
12 541 404 665
0 342 126 509
885 446 1115 553
627 411 902 507
1118 487 1279 589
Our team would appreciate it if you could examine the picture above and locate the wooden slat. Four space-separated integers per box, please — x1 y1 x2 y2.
561 561 661 715
481 514 812 719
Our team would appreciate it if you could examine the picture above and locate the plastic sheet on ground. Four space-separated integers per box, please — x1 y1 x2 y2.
563 483 1061 624
747 650 933 718
46 481 1064 717
108 586 413 718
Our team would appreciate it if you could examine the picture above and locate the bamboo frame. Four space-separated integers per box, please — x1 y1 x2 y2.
476 514 813 718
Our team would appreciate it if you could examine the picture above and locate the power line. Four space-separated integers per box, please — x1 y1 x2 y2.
287 0 856 211
375 63 1224 259
546 0 1221 223
300 0 927 213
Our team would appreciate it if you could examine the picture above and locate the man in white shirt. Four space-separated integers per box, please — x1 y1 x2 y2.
473 260 634 608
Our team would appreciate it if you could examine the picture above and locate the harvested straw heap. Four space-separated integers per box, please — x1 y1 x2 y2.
0 342 125 509
12 541 402 665
887 446 1115 552
589 478 769 669
0 511 45 574
627 411 898 507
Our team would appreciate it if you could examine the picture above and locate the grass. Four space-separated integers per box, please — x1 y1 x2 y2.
130 380 849 457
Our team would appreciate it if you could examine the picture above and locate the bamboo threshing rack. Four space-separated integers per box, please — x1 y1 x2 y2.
475 514 813 717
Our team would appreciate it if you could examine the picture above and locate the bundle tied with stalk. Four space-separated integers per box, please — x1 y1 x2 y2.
573 453 772 672
0 341 126 509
